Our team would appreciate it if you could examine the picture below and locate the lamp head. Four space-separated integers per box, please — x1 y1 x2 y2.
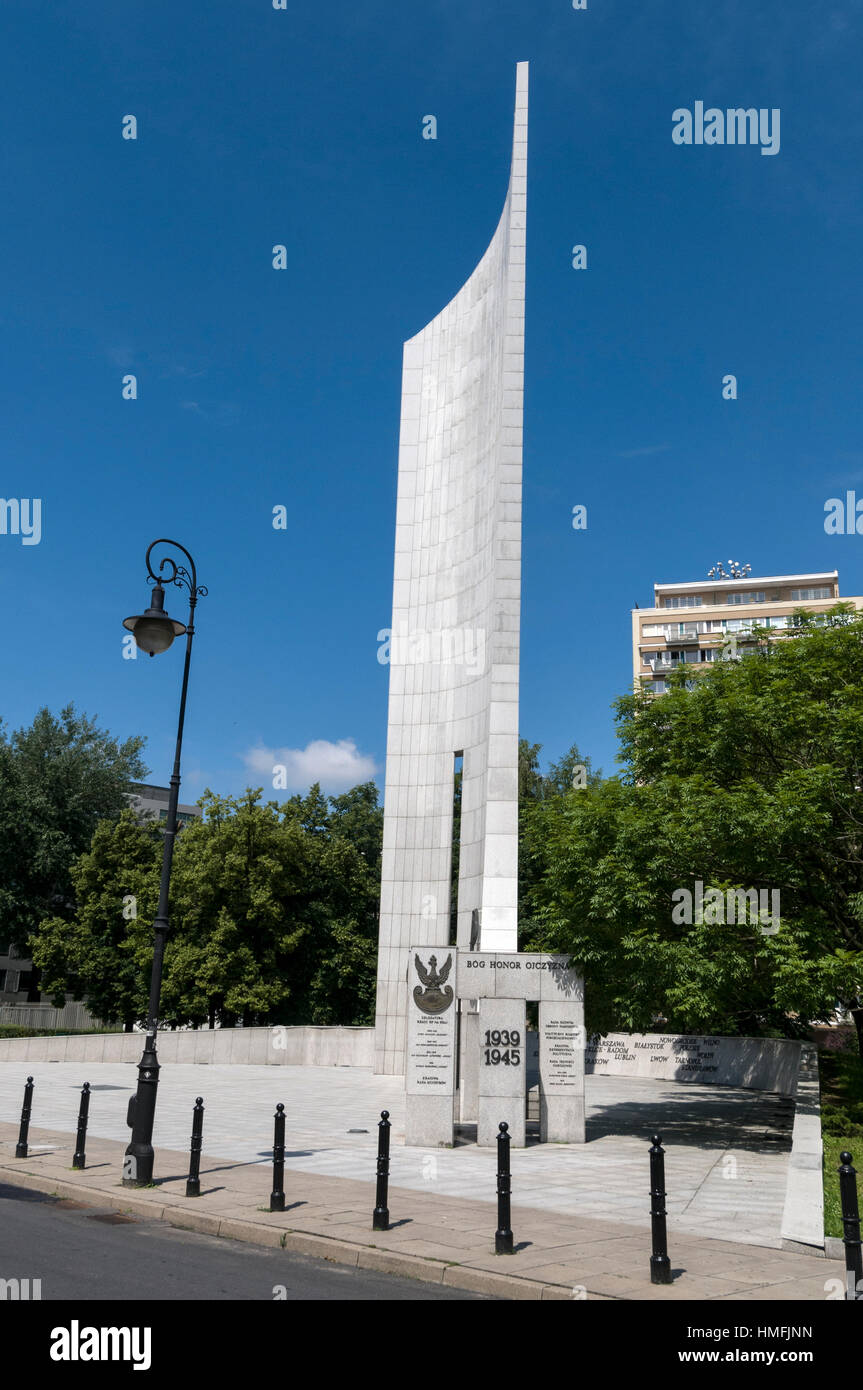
123 584 186 656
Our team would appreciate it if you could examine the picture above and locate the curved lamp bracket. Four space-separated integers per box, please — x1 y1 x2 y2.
145 539 208 605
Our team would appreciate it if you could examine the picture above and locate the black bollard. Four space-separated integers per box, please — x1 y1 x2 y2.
839 1151 863 1301
15 1076 34 1159
270 1103 286 1213
185 1097 205 1198
649 1134 673 1284
72 1082 91 1170
495 1121 514 1254
372 1110 391 1231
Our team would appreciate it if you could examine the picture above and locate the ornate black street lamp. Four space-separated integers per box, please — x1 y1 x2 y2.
121 539 206 1186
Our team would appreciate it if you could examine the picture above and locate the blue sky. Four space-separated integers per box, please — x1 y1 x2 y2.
1 0 862 799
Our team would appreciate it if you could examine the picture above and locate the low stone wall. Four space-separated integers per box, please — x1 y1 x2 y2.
1 1027 807 1088
585 1032 804 1095
0 1025 374 1068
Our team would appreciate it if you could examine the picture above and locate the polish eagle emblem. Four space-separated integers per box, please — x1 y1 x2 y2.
413 952 454 1014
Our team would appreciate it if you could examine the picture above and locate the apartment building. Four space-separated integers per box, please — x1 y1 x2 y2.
632 569 863 694
126 782 202 829
0 941 39 1005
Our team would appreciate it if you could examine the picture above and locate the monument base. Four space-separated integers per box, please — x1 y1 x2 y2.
406 947 585 1148
405 1094 456 1148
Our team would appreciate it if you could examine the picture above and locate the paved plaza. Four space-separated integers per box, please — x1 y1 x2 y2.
0 1061 796 1249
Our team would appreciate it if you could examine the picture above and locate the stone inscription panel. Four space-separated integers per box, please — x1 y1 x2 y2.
456 952 582 1001
407 1013 456 1093
540 1005 585 1094
583 1033 802 1095
585 1034 721 1082
406 946 458 1096
538 1000 585 1143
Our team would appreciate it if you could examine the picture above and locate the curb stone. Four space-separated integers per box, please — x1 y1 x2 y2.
440 1265 553 1300
357 1248 446 1283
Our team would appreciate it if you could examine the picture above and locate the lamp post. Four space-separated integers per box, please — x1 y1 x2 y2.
121 539 206 1187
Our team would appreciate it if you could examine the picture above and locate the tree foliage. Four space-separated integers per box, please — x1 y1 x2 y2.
520 612 863 1050
34 782 383 1029
0 705 147 955
33 811 161 1026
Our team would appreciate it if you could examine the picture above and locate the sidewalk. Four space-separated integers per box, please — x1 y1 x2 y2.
0 1063 797 1248
0 1121 843 1301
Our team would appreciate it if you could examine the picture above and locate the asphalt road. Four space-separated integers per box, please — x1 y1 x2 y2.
0 1182 492 1301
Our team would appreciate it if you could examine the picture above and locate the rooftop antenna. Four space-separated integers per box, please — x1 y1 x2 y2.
707 561 751 580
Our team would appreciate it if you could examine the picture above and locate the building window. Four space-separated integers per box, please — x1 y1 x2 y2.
652 680 668 693
727 591 766 605
663 596 702 608
157 809 196 827
791 587 830 601
642 623 669 636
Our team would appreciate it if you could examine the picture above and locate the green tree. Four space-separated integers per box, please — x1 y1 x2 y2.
169 784 384 1027
327 781 383 867
163 789 320 1027
0 705 147 958
35 781 384 1029
522 611 863 1051
32 811 161 1027
307 782 384 1022
518 737 600 944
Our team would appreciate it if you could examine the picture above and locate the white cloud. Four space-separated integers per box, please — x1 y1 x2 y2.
242 739 379 793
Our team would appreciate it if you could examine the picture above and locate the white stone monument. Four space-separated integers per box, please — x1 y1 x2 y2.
374 62 529 1076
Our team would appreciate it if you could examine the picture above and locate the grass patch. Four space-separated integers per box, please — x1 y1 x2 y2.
823 1136 859 1240
819 1050 863 1138
819 1048 863 1240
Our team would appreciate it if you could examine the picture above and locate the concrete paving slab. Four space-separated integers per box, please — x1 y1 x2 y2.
0 1062 795 1248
